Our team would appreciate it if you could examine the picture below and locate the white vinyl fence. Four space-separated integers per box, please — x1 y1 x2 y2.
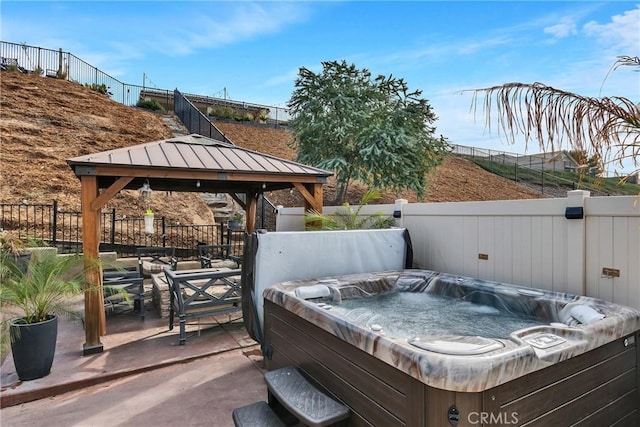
276 191 640 310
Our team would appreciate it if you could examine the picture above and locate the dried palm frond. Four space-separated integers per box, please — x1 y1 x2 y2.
463 57 640 177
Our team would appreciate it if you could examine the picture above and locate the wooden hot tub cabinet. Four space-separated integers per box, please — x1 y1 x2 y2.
264 300 639 427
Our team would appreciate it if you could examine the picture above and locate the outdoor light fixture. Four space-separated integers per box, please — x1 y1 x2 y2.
138 180 154 234
262 182 266 190
196 180 201 188
138 179 152 202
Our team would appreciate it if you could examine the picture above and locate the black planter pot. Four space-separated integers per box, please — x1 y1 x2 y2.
10 315 58 381
228 220 243 230
16 252 32 273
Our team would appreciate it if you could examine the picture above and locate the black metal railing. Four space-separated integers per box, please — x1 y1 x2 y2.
0 40 290 124
0 202 244 260
174 89 231 143
448 143 621 196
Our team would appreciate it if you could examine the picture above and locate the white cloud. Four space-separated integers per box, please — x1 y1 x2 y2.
543 20 578 38
263 67 301 88
157 2 311 57
583 5 640 54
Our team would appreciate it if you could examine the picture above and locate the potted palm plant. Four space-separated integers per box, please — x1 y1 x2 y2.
0 250 86 380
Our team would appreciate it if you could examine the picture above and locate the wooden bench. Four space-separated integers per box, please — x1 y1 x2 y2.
164 267 242 345
233 366 350 427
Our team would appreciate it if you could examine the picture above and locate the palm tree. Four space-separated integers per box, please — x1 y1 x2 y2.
465 56 640 181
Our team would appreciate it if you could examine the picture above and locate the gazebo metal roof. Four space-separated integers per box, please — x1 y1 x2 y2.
67 133 332 194
67 133 332 355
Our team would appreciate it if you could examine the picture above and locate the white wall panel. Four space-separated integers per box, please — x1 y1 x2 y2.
587 217 614 302
551 216 568 293
462 216 478 277
620 216 640 309
495 216 514 284
530 216 544 289
478 216 495 281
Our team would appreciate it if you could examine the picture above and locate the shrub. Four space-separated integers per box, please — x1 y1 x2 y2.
136 99 165 111
304 190 396 230
208 106 236 120
84 83 109 95
256 109 269 122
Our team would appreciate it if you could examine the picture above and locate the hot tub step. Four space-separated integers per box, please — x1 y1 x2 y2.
232 401 285 427
265 366 350 427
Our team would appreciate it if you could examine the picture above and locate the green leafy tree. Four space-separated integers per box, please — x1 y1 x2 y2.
288 60 449 203
465 56 639 181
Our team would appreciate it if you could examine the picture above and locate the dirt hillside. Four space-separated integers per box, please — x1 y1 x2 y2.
214 122 546 206
0 71 544 226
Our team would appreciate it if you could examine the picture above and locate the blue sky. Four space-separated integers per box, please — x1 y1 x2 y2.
2 1 639 175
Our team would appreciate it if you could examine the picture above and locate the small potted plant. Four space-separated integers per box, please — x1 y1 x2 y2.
0 230 58 272
0 251 87 380
227 211 244 230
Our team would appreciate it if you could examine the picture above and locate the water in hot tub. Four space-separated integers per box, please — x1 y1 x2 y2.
331 291 546 339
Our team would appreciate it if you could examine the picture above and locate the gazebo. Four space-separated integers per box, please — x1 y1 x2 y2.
67 134 332 355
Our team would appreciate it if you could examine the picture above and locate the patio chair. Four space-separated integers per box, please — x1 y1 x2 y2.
103 267 145 320
165 267 242 344
136 246 177 278
198 244 240 269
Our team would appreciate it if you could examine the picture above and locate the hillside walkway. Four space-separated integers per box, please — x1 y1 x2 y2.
158 111 189 137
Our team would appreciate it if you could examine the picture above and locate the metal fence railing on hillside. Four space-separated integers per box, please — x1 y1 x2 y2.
0 41 143 106
449 144 577 172
448 143 623 196
0 40 290 125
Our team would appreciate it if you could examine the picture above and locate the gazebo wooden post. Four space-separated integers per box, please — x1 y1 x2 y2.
245 191 260 234
80 175 104 355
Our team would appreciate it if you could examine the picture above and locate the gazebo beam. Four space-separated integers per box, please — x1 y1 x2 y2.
294 182 324 213
90 176 133 211
88 166 327 184
230 193 247 210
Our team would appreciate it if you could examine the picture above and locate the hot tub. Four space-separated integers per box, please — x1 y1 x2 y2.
263 269 640 426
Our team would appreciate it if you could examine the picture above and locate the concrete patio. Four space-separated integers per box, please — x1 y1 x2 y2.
0 303 267 426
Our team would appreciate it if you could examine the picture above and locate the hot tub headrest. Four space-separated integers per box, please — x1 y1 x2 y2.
570 305 605 324
295 284 331 300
